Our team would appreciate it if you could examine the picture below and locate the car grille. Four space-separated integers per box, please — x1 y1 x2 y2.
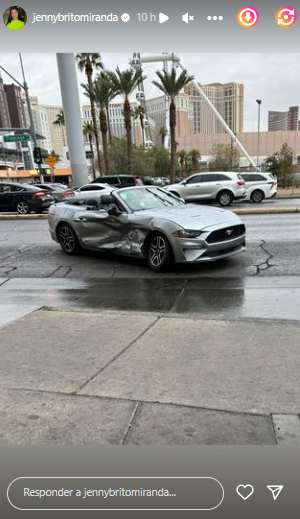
206 224 245 243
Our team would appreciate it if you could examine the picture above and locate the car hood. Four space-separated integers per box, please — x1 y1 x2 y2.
135 204 240 230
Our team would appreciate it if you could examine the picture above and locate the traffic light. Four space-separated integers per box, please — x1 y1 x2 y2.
33 147 43 165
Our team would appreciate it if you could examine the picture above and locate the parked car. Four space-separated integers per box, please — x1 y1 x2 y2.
0 182 53 214
239 172 277 202
165 172 246 207
48 186 246 271
91 175 143 188
73 183 114 201
32 183 72 203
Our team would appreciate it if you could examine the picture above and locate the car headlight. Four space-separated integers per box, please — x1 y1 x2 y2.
172 229 203 238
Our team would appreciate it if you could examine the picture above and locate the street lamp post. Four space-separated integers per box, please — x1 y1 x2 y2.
0 55 40 175
256 99 262 171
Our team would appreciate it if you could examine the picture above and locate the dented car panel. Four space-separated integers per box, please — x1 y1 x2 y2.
48 186 246 266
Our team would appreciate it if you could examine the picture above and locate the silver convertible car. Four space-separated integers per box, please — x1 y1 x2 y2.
48 186 246 271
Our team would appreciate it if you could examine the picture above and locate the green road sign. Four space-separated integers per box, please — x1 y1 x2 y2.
3 134 30 143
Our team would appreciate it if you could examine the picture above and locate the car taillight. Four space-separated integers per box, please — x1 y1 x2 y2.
32 191 46 196
61 191 71 196
237 180 245 186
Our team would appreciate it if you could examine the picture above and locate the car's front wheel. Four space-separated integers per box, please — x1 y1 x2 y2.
16 200 30 214
251 189 264 203
217 190 233 207
57 223 80 255
147 233 172 271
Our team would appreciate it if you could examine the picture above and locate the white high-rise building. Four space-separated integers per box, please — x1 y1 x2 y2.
40 104 68 158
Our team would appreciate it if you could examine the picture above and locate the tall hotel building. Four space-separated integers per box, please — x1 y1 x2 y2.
184 82 244 135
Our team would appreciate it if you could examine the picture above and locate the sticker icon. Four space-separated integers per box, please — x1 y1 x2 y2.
237 7 259 27
275 6 297 27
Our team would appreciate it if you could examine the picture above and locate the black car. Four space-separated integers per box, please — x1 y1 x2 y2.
0 182 53 214
32 183 71 203
91 174 143 188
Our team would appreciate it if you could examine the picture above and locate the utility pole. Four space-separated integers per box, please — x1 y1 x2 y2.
256 99 262 171
19 53 43 180
0 57 40 174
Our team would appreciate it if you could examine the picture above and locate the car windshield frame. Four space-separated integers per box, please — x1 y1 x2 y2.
117 187 185 213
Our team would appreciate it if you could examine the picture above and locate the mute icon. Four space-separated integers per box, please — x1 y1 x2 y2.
182 12 194 24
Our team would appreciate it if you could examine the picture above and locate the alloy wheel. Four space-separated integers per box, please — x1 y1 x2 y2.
16 201 30 214
58 225 76 253
219 192 232 206
149 236 166 268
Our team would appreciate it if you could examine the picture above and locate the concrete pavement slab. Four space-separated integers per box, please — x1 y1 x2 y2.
126 403 276 445
0 310 157 393
0 303 42 328
0 389 135 445
81 317 300 415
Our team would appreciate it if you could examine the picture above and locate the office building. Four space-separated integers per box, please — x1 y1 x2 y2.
268 106 299 131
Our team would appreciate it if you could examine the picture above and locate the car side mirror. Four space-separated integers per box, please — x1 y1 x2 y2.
107 204 122 216
182 180 187 185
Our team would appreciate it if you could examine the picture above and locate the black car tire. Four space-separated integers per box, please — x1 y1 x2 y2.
57 223 80 255
16 200 31 214
217 190 233 207
147 233 172 271
251 189 264 203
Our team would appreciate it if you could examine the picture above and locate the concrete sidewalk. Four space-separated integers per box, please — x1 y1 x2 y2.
0 307 300 446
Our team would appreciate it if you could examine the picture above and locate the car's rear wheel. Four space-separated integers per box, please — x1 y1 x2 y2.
147 233 172 271
16 200 30 214
57 223 80 255
251 189 264 203
217 190 233 207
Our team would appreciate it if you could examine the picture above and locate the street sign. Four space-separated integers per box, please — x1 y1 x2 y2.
86 150 94 159
4 134 30 143
45 155 57 168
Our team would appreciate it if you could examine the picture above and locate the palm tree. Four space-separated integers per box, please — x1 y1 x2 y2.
76 53 103 175
133 105 146 148
106 67 144 173
189 149 201 172
82 73 115 174
100 72 117 146
83 121 96 179
158 126 168 147
53 109 65 126
178 150 187 176
153 68 194 183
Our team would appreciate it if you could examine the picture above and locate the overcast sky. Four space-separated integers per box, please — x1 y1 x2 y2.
0 53 299 132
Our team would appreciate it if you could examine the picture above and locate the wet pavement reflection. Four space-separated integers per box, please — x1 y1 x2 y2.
1 277 300 322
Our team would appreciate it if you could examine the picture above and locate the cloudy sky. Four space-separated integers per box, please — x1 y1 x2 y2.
0 52 299 132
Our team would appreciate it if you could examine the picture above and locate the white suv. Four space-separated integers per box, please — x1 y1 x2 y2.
239 173 277 203
166 172 246 207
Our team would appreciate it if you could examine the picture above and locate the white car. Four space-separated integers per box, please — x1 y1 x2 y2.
165 172 246 207
239 173 277 203
74 183 113 201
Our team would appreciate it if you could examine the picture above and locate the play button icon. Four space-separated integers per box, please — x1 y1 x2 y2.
159 13 169 24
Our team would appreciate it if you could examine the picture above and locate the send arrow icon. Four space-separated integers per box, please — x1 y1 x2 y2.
267 486 283 501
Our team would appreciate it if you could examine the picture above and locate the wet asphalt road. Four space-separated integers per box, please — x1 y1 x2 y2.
0 214 300 320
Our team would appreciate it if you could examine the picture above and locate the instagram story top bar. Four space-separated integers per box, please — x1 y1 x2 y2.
2 0 300 52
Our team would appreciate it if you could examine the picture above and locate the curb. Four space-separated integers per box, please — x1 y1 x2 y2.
0 214 48 220
232 207 300 215
1 207 300 220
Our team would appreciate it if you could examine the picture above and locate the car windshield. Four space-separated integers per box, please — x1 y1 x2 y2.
119 187 185 212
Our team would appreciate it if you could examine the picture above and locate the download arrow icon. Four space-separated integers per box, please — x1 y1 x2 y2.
245 11 252 21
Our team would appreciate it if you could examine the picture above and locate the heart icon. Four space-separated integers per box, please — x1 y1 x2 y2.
236 484 254 500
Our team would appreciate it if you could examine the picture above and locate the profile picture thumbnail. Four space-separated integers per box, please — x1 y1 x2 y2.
3 6 27 30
